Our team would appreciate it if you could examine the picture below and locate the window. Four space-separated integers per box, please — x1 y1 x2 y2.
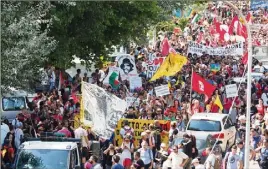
187 119 221 132
223 117 233 129
2 97 26 111
16 149 69 169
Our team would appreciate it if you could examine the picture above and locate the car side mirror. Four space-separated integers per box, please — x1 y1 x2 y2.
74 165 80 169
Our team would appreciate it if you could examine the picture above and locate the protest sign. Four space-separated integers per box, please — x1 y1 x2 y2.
147 54 166 79
225 84 238 98
126 97 140 108
187 41 243 56
81 82 127 139
250 0 268 10
129 76 142 91
117 55 138 81
115 119 170 147
155 85 170 97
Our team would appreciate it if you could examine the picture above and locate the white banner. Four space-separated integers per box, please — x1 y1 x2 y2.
225 84 238 98
82 82 127 138
155 85 170 97
146 54 166 79
187 41 244 56
129 76 142 91
103 66 120 84
126 97 140 108
117 55 138 81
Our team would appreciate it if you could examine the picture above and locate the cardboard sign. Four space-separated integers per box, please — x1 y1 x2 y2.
225 84 238 98
126 97 140 108
129 76 142 91
115 119 170 147
155 85 170 97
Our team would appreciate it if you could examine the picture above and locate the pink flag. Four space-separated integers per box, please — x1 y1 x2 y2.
228 16 239 34
161 37 170 56
241 52 248 65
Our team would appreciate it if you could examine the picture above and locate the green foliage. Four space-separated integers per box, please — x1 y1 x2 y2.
177 18 189 31
45 1 161 69
1 1 57 92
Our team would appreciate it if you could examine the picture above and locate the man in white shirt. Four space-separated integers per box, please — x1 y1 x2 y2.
192 158 205 169
74 123 91 164
204 147 216 169
169 145 189 169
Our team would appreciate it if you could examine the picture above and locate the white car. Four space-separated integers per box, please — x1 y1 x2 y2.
186 113 236 152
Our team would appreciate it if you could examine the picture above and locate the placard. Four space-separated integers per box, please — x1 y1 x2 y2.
155 85 170 97
146 54 166 79
126 97 140 108
129 76 142 91
117 55 138 81
225 84 238 98
115 119 170 147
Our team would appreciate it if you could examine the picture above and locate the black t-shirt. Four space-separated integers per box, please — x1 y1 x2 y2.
181 140 193 158
126 114 136 119
135 159 145 169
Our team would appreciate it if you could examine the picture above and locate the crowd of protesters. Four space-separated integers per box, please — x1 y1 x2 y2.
1 1 268 169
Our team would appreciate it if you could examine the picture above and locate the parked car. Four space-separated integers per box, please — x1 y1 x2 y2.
186 113 237 152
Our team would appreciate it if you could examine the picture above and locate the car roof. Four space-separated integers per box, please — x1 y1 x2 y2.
21 141 77 150
190 113 228 121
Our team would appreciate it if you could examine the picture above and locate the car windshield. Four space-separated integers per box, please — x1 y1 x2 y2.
2 97 26 111
187 119 221 132
16 149 69 169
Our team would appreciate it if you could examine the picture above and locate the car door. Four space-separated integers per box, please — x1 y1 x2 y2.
224 117 236 144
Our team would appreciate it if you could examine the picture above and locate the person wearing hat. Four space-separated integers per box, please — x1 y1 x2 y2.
121 135 134 169
192 158 205 169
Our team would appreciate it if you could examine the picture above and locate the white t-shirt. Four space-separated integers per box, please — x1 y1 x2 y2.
195 164 205 169
15 128 24 149
205 154 216 169
74 127 88 147
169 151 188 169
121 142 133 161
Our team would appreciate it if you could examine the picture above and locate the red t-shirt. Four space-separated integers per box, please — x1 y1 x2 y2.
52 114 63 121
58 128 72 137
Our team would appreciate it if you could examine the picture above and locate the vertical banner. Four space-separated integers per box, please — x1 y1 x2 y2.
146 54 166 79
117 55 138 81
115 119 170 147
129 76 142 92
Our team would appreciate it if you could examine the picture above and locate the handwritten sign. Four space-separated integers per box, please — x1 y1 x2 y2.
146 54 166 79
155 85 170 97
225 84 238 98
126 97 140 108
129 76 142 91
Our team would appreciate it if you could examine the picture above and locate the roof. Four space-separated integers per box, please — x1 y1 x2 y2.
21 141 78 150
190 113 228 121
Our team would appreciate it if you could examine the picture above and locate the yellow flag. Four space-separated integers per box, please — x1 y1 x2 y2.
168 81 171 88
214 95 223 111
150 53 188 81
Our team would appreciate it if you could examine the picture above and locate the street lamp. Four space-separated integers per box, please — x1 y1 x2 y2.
224 2 253 169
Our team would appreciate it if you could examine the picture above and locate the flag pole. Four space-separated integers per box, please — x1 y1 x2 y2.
189 66 194 107
225 2 252 169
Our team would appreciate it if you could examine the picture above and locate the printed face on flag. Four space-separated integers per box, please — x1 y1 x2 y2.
199 81 205 92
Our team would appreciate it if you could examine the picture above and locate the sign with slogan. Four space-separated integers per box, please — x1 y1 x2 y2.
225 84 238 98
155 85 170 97
117 55 138 81
115 119 170 147
126 97 140 108
147 54 166 79
250 0 268 10
129 76 142 92
187 41 243 56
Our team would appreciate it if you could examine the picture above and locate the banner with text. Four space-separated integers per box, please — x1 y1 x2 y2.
147 54 166 79
115 119 170 147
155 85 170 97
187 41 243 56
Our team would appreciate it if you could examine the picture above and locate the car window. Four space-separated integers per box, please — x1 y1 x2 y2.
187 119 221 132
2 97 26 111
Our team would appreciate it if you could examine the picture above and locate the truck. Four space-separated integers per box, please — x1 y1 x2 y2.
13 133 82 169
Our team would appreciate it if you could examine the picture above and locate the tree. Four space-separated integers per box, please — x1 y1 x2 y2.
44 1 161 69
1 1 57 92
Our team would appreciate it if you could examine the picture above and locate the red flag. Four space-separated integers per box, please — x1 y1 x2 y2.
192 72 216 98
246 13 251 23
161 37 170 56
241 52 248 65
228 16 239 34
